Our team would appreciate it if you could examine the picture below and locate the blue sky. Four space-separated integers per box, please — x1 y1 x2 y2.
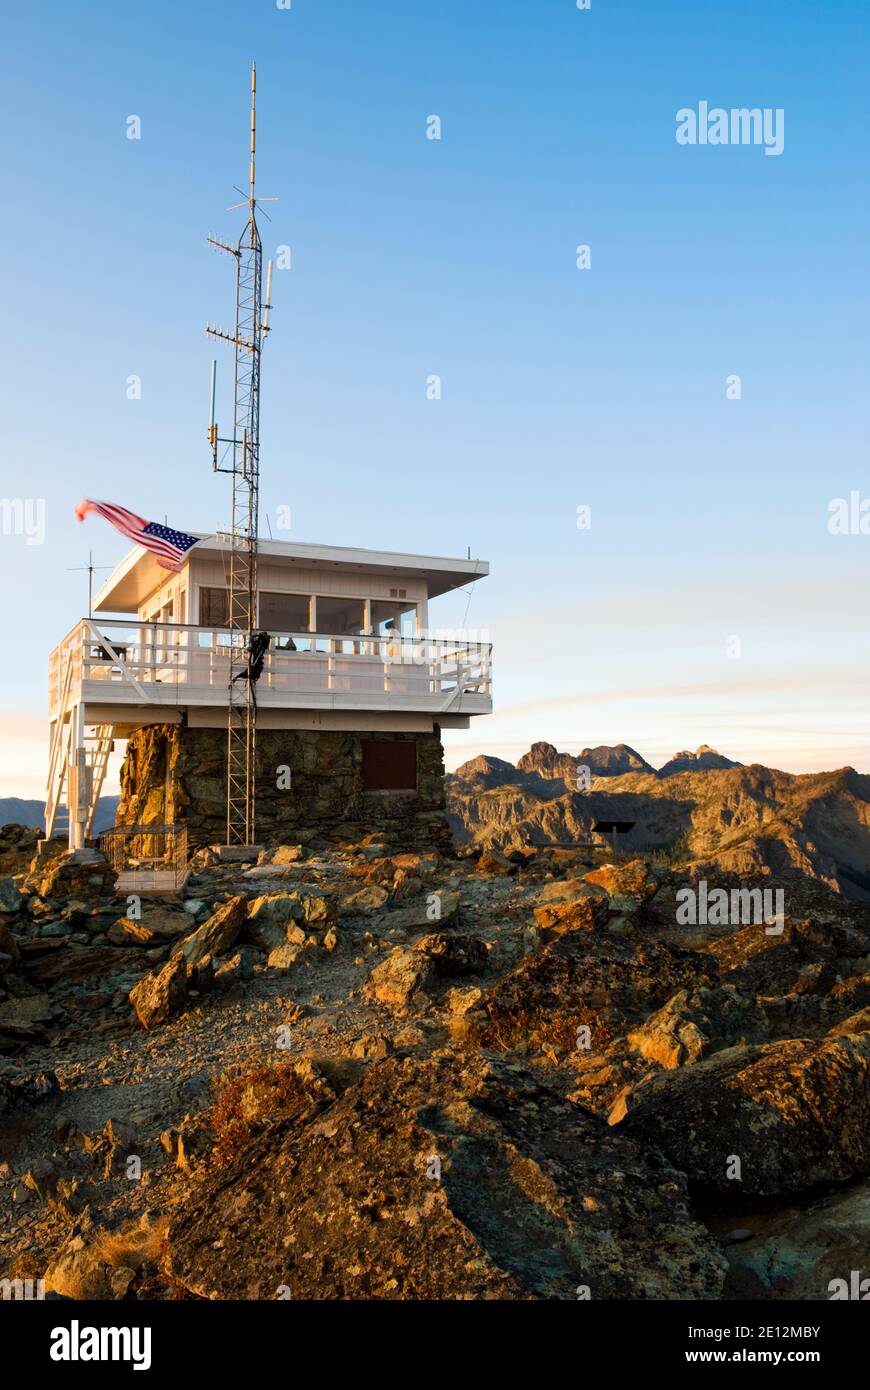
1 0 869 794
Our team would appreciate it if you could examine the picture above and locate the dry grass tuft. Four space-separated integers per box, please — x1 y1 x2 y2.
91 1213 170 1270
211 1061 320 1167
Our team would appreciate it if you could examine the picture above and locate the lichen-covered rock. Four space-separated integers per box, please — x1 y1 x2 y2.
0 993 53 1039
0 824 41 875
245 888 336 952
214 947 257 989
270 844 305 865
266 942 304 973
381 891 460 934
24 849 117 903
166 1053 727 1300
0 921 20 972
417 933 487 978
582 858 660 910
186 953 215 994
0 876 24 914
475 936 717 1053
626 985 769 1070
476 850 516 876
107 918 160 946
721 1182 870 1300
533 896 610 935
365 948 438 1012
172 895 246 966
616 1033 870 1197
24 943 147 987
44 1236 114 1300
129 953 188 1028
534 878 608 908
340 884 390 914
109 908 191 946
707 917 846 996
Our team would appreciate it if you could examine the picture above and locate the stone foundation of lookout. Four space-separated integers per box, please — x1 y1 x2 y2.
115 720 454 852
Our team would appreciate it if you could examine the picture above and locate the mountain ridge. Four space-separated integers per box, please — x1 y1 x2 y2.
447 743 870 901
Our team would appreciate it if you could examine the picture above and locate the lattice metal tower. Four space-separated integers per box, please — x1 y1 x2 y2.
206 62 274 845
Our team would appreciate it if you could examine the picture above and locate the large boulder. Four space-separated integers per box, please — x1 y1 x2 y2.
616 1032 870 1197
0 877 24 914
166 1053 727 1300
245 889 336 952
722 1182 870 1300
582 859 660 911
129 954 189 1029
365 949 438 1013
626 986 769 1070
707 917 846 996
25 849 117 902
172 896 247 967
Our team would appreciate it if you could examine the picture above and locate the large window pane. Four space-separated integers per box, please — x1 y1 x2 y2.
199 586 229 626
260 591 310 632
315 596 366 636
370 600 417 638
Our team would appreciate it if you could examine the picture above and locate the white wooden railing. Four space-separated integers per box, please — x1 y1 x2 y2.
49 618 492 718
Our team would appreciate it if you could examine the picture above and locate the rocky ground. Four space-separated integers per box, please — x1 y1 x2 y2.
1 820 869 1301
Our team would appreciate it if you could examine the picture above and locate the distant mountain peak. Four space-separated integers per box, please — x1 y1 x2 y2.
578 743 654 777
513 741 653 780
452 754 519 788
658 746 743 777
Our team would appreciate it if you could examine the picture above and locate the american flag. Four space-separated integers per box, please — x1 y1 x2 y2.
76 499 200 572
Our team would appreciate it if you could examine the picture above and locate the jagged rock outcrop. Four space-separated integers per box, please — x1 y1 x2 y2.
129 954 189 1029
166 1053 728 1300
473 936 717 1052
722 1182 870 1300
23 849 117 903
616 1032 870 1197
171 896 247 967
626 986 769 1070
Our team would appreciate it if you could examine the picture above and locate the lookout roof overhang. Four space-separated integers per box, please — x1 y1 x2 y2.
93 535 490 614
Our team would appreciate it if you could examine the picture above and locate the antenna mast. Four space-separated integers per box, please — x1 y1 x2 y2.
206 61 274 846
